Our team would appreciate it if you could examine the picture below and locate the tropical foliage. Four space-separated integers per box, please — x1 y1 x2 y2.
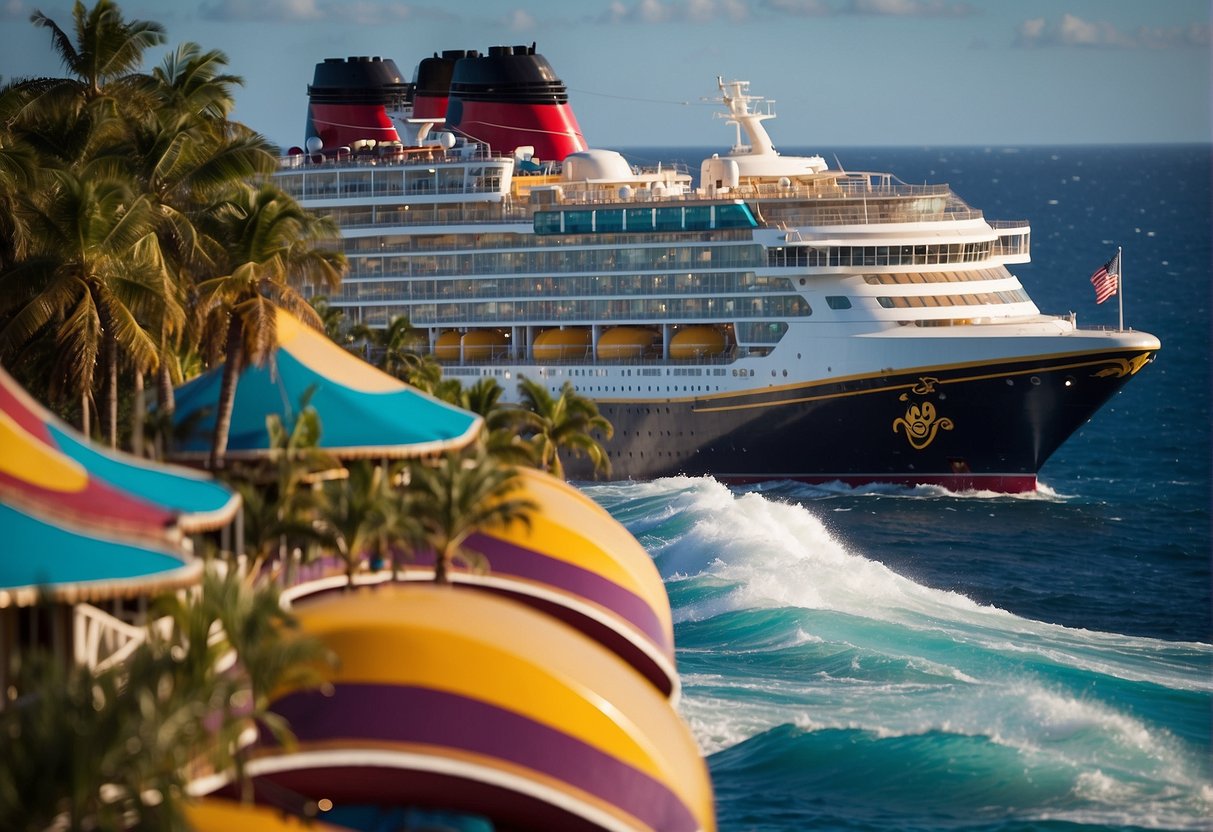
515 376 614 480
0 3 580 828
405 444 537 584
0 568 333 831
0 0 343 455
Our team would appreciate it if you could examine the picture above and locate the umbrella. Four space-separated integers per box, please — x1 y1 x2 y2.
0 366 239 534
171 310 481 461
0 501 199 609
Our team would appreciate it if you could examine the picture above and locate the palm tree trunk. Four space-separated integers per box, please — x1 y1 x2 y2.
434 544 448 585
131 369 145 457
209 317 244 470
157 343 175 416
105 331 119 448
81 391 91 437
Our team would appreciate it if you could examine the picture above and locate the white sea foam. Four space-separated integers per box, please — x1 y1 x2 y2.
590 476 1213 692
585 476 1213 827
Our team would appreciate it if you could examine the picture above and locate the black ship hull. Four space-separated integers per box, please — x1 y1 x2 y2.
572 345 1156 492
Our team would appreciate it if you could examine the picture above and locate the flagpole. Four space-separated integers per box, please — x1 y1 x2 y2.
1117 245 1124 331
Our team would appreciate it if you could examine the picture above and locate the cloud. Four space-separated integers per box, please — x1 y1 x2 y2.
603 0 972 22
843 0 974 16
604 0 750 23
1015 13 1211 49
505 8 537 31
759 0 832 16
0 0 31 20
199 0 324 21
196 0 457 24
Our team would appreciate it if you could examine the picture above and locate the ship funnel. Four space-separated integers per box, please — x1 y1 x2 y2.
305 56 409 152
410 50 465 122
443 43 587 161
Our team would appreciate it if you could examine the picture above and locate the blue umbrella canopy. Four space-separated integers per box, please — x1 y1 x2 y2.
171 310 481 461
0 502 199 608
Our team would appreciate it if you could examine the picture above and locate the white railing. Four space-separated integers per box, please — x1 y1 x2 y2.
72 603 173 674
73 604 154 673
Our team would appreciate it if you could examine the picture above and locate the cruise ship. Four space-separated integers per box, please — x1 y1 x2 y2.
278 45 1160 492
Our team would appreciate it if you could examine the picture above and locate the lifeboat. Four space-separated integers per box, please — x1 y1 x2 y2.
532 328 590 361
222 586 715 832
434 330 462 361
461 329 507 360
669 326 726 359
597 327 658 361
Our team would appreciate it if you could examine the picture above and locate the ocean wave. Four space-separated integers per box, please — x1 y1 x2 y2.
585 476 1212 829
707 725 1212 831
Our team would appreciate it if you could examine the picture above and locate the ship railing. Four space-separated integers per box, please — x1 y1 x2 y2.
418 344 779 366
276 144 506 169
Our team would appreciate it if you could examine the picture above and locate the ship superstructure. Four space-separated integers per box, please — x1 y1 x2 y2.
277 47 1159 492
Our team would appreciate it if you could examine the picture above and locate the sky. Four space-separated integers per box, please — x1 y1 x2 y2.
0 0 1209 151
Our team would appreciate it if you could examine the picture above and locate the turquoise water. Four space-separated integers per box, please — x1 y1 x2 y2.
589 145 1212 830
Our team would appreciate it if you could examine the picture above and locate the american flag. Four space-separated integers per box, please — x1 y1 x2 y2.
1090 252 1120 305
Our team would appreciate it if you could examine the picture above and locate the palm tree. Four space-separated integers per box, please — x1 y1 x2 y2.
351 314 437 381
223 390 337 570
130 42 277 427
29 1 165 103
310 295 350 345
0 567 332 831
459 377 540 468
0 166 167 442
320 459 405 587
515 376 614 480
405 444 536 585
194 181 345 469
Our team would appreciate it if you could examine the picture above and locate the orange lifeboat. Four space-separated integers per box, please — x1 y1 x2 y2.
669 326 726 359
461 329 507 360
532 328 590 361
596 327 657 360
434 330 462 361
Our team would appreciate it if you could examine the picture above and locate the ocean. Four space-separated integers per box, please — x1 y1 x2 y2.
590 145 1213 831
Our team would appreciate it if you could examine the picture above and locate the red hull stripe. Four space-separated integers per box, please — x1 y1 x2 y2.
719 473 1039 493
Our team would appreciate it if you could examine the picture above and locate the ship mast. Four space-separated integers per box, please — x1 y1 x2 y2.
717 77 778 158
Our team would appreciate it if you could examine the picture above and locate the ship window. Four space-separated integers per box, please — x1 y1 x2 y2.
625 208 654 232
826 296 851 310
684 206 711 229
596 210 624 232
655 208 683 231
534 212 562 234
716 204 757 228
565 211 593 233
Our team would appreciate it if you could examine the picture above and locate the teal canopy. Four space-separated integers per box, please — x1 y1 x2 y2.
171 311 481 461
0 502 199 608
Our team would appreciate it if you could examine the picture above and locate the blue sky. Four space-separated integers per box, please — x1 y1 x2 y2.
1 0 1209 150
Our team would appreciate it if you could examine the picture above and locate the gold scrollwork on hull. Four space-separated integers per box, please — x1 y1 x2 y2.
893 380 954 451
1092 352 1154 379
